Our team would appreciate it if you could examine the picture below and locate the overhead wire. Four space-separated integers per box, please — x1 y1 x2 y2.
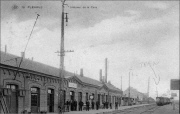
13 14 40 80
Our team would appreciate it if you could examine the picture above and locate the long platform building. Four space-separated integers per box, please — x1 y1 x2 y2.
0 51 123 113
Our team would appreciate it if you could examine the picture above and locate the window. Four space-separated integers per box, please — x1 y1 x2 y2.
31 88 38 93
92 93 94 100
48 89 52 94
6 85 11 89
86 93 88 101
6 84 17 91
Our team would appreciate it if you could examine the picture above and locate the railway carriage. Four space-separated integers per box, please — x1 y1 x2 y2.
156 97 170 106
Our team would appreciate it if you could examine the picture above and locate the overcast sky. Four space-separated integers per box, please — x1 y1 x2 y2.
1 1 179 99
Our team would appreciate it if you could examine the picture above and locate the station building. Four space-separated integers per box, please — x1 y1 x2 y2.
0 51 123 113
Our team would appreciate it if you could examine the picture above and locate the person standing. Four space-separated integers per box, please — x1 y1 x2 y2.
91 100 95 110
74 99 77 111
115 101 118 110
86 100 90 111
103 101 105 109
106 101 109 109
70 100 73 111
79 100 83 111
96 101 99 110
110 102 112 109
66 99 70 112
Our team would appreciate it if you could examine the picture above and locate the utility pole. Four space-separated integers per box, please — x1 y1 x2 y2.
128 69 131 106
57 1 73 113
156 86 158 97
105 58 108 83
121 76 122 91
147 77 150 104
59 0 66 113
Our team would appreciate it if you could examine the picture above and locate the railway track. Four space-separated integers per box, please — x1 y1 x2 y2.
140 106 160 114
111 104 159 114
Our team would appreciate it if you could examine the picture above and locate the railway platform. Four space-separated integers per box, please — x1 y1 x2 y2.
46 104 153 114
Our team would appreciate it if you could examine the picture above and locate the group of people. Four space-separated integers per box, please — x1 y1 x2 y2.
102 101 110 109
65 99 119 112
65 99 78 111
115 101 119 110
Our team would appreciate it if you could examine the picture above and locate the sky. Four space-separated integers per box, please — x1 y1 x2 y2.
1 1 179 100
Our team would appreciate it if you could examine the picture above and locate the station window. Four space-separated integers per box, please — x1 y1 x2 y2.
6 84 17 91
86 93 88 101
48 89 52 94
31 87 38 93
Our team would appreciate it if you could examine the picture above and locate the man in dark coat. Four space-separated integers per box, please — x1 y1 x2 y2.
110 102 112 109
86 100 90 111
70 100 73 111
91 100 95 110
115 101 118 110
79 100 84 111
74 99 77 111
96 101 99 110
66 99 70 112
103 101 105 109
106 101 109 109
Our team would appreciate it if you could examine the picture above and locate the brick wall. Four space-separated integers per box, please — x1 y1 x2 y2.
0 66 122 114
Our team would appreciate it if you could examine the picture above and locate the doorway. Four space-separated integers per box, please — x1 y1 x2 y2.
47 89 54 112
78 92 82 102
70 91 75 101
6 84 18 113
31 87 40 113
70 91 75 111
98 94 100 102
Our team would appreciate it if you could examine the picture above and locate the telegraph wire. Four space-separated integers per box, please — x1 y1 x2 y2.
13 14 40 80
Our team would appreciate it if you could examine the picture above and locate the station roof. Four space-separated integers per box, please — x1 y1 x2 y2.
0 51 121 92
76 75 103 87
105 83 122 92
1 51 74 77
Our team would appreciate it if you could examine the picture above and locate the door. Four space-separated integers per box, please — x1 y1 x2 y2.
106 95 108 102
98 94 100 102
63 90 66 105
70 91 75 111
86 93 88 101
78 92 82 102
6 84 18 113
70 91 75 101
47 89 54 112
31 87 40 113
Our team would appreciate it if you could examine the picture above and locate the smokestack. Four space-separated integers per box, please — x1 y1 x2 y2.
99 69 102 82
32 57 34 61
108 81 111 84
105 58 108 83
80 68 83 77
103 76 105 83
102 76 104 82
21 52 25 58
5 45 7 53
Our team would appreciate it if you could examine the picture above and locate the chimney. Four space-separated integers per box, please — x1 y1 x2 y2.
80 68 83 77
21 52 25 58
32 57 34 61
102 76 105 83
99 69 102 82
5 45 7 53
105 58 108 83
